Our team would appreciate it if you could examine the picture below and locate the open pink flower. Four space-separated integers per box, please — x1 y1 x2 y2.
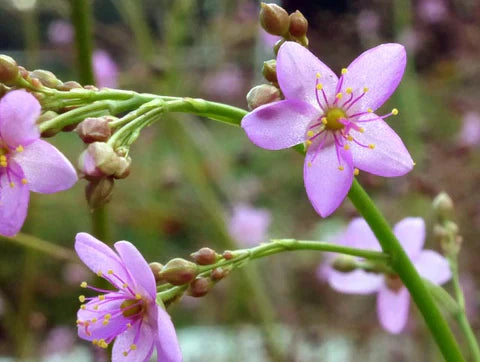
75 233 182 361
321 217 451 334
93 50 119 89
0 90 77 236
242 42 414 217
228 204 271 247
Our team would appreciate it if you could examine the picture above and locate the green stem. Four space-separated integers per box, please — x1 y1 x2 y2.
347 179 464 361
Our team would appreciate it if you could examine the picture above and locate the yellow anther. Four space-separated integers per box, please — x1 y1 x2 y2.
94 305 99 310
341 68 348 75
368 144 375 149
21 178 27 184
80 304 86 310
92 339 98 346
79 295 86 303
338 165 345 171
130 344 137 350
104 313 111 320
0 162 6 168
98 339 108 349
344 144 350 150
305 140 312 147
354 168 360 176
16 145 24 152
0 155 6 161
102 320 109 326
123 352 128 357
335 92 343 99
9 182 14 188
307 161 312 167
135 294 142 300
391 108 399 115
359 127 365 133
347 135 353 141
345 87 353 94
76 319 81 325
96 270 103 277
367 108 373 113
363 87 369 93
80 281 87 288
122 283 129 288
91 318 97 323
316 83 323 90
126 323 132 329
316 72 321 78
307 130 314 137
107 269 113 275
321 117 328 124
98 295 105 301
413 161 416 166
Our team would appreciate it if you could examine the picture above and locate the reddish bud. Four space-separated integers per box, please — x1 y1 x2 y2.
288 10 308 37
246 84 281 110
211 267 230 281
149 262 164 283
188 278 211 297
260 3 290 36
158 258 198 286
76 117 112 143
191 247 218 265
0 55 19 85
85 177 115 209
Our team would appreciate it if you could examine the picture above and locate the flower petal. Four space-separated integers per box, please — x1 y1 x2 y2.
338 217 381 251
12 139 77 194
376 285 410 334
304 142 353 217
228 204 271 247
327 269 383 294
277 41 338 107
114 241 156 301
0 90 40 147
393 217 425 260
242 100 317 150
350 117 414 176
74 233 133 289
112 322 155 362
414 250 452 285
343 43 406 111
0 163 29 236
155 305 182 362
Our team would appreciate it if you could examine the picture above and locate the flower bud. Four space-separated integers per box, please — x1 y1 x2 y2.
262 59 277 83
332 255 357 273
149 262 164 283
85 177 115 209
0 55 19 85
273 38 286 55
246 84 282 110
191 247 218 265
288 10 308 37
158 258 198 286
112 156 131 179
259 3 290 36
57 81 82 91
37 111 61 138
76 117 112 143
211 267 230 281
432 192 454 221
78 143 117 178
30 69 62 88
188 277 211 297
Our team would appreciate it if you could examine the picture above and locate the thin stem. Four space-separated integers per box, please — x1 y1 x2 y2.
347 179 464 361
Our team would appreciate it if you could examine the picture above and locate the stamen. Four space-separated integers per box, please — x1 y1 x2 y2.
316 72 321 78
345 87 352 94
354 168 360 176
341 68 348 75
16 145 24 152
392 108 399 115
9 182 14 188
343 144 350 150
321 117 328 125
368 144 375 149
79 295 86 302
314 77 327 110
345 89 367 111
21 178 28 184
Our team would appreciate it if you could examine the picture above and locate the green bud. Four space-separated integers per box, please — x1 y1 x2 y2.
432 192 454 221
85 177 115 210
188 277 211 297
191 247 218 265
288 10 308 38
273 38 286 55
262 59 277 83
260 3 290 36
30 69 62 88
332 255 357 273
149 262 164 283
246 84 282 110
0 55 19 86
159 258 198 285
76 117 112 144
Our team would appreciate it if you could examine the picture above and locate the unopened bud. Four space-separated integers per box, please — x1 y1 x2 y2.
433 192 454 220
57 81 82 91
273 38 286 55
113 155 131 179
262 59 277 83
288 10 308 37
246 84 281 110
85 177 114 209
76 117 112 143
260 3 290 36
37 111 61 137
0 55 19 85
222 251 234 260
159 258 198 286
79 143 116 178
332 255 357 273
191 247 218 265
188 277 211 297
211 267 230 281
30 69 62 88
149 262 164 282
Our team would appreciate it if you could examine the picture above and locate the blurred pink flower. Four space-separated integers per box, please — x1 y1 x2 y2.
63 263 91 286
42 326 75 356
93 50 119 88
202 64 244 100
419 0 447 23
48 20 74 46
228 204 271 247
457 112 480 147
260 29 281 48
321 217 451 334
356 10 380 38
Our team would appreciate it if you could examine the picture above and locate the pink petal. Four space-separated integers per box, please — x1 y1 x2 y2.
304 142 353 217
0 90 40 147
228 204 271 247
114 241 156 301
343 43 406 111
12 139 77 194
350 117 414 176
327 269 383 294
74 233 133 289
414 250 452 285
277 42 338 107
112 322 155 362
393 217 425 260
376 285 410 334
0 164 29 236
241 100 317 150
155 305 182 362
338 217 381 251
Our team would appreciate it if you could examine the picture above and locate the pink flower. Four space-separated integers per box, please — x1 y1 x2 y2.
457 112 480 147
242 42 414 217
0 90 77 236
48 20 74 46
419 0 447 23
228 204 271 247
93 50 119 88
321 217 451 334
75 233 182 361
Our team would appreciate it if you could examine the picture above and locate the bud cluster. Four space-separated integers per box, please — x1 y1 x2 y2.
432 192 462 256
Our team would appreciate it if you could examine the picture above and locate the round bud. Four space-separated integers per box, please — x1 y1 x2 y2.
149 262 164 283
112 155 131 179
188 278 211 297
85 177 115 210
211 267 230 281
191 247 218 265
158 258 198 286
432 192 454 220
288 10 308 37
262 59 277 83
79 142 118 178
76 117 112 144
57 81 82 91
273 38 286 55
259 3 290 36
30 69 62 88
246 84 282 110
332 255 357 273
0 55 19 85
222 251 234 260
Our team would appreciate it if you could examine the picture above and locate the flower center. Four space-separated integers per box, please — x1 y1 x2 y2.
324 107 346 130
120 298 144 317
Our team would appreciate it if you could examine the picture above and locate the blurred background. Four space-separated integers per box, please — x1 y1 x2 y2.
0 0 479 361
